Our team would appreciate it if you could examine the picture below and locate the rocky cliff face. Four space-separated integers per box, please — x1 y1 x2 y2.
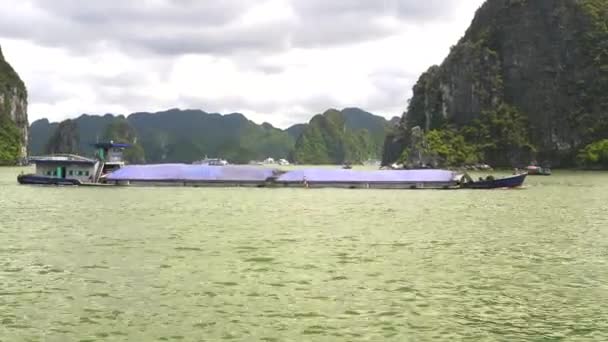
293 108 390 165
0 44 28 163
384 0 608 167
44 119 80 155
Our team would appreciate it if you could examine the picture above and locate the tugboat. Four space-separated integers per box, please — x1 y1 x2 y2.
17 142 130 186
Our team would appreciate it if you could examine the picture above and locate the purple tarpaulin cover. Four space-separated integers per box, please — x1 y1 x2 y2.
276 169 457 183
106 164 279 182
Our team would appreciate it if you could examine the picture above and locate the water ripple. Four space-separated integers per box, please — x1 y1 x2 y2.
1 168 608 340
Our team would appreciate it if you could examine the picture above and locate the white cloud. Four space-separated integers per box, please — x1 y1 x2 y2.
0 0 485 128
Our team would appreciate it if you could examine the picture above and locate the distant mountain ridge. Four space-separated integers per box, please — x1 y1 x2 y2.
29 107 395 164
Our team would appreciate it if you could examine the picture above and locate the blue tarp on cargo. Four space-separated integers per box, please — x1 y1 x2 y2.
276 169 457 183
106 164 279 182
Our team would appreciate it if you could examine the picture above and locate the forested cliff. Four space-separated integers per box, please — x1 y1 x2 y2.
0 45 28 164
294 108 392 164
383 0 608 168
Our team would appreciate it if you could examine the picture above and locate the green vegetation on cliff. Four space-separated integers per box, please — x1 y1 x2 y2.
0 45 28 164
31 110 294 164
293 109 379 165
0 115 21 164
31 107 391 165
45 119 80 155
578 139 608 169
383 0 608 168
461 104 534 166
424 129 479 167
341 107 391 157
0 46 25 98
115 110 294 164
399 104 533 168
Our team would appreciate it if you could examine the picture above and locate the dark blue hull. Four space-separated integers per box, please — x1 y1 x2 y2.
17 174 82 186
462 173 527 189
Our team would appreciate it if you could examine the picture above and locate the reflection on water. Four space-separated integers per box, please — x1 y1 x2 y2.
1 167 608 341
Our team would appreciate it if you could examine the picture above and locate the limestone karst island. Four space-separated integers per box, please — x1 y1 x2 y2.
1 0 608 341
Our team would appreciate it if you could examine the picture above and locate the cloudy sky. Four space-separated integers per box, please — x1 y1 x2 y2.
1 0 484 128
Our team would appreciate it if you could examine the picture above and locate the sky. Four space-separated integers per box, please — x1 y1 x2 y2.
0 0 485 128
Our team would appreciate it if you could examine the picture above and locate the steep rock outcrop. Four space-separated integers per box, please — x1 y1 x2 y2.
293 109 381 165
0 44 28 164
45 119 80 155
286 124 307 140
384 0 608 167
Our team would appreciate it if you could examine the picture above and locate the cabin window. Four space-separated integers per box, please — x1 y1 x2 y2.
68 170 73 176
46 171 51 176
78 171 83 176
85 171 90 176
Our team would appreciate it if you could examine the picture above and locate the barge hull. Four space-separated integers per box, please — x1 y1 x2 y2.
107 180 270 187
274 181 459 189
17 174 82 186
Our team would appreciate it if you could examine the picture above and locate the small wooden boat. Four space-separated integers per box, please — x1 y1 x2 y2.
526 166 551 176
461 173 527 189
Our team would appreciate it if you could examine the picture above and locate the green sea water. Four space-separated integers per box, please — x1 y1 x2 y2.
1 167 608 341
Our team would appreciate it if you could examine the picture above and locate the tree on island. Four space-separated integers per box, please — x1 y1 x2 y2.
578 140 608 169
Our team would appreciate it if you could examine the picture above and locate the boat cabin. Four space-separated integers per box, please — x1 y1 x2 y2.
94 142 131 176
29 155 100 183
28 142 130 183
19 142 131 185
